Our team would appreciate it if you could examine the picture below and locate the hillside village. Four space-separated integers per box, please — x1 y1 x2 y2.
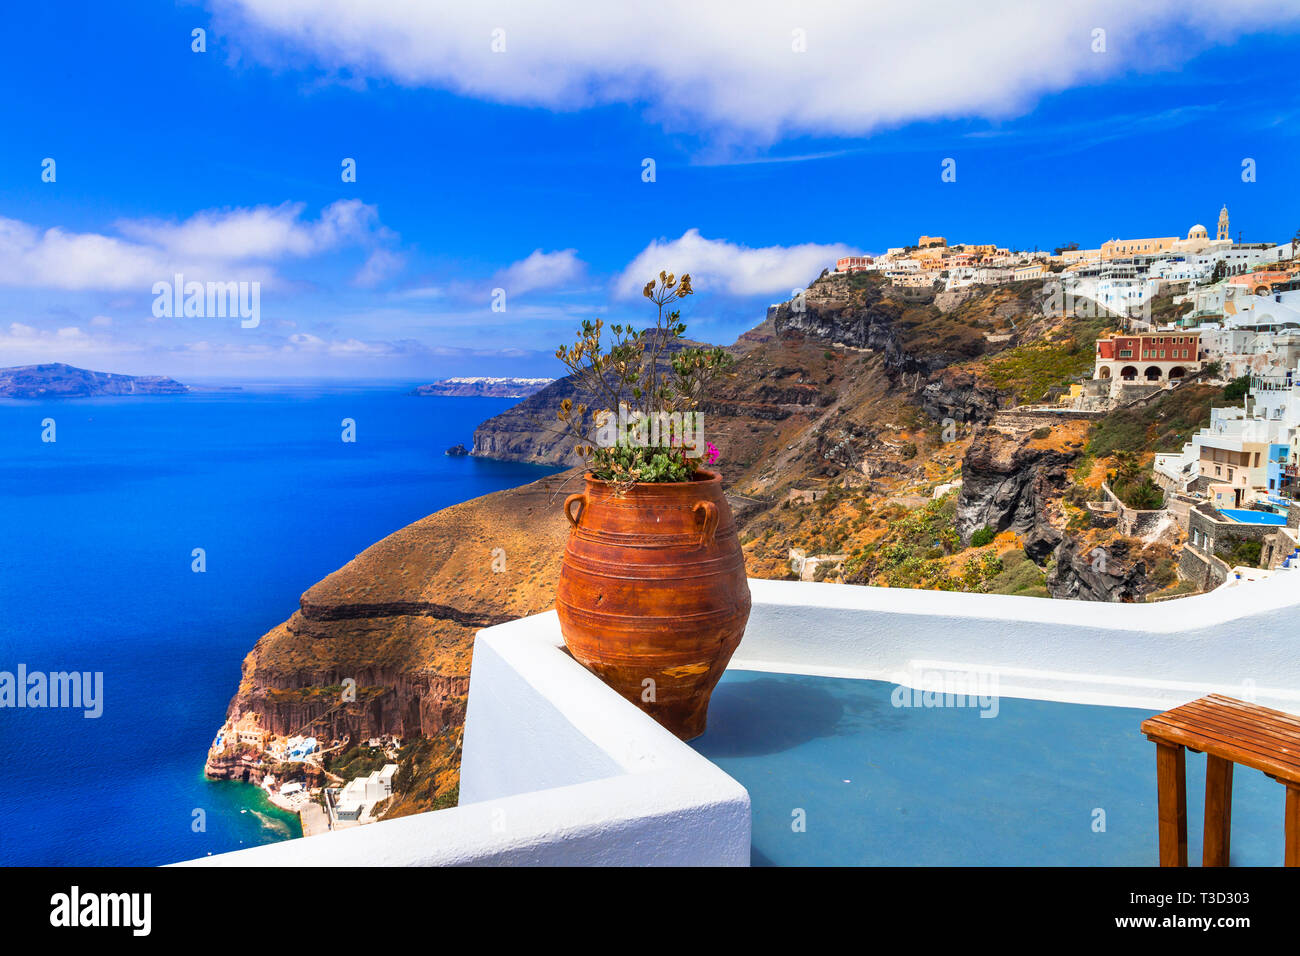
800 206 1300 596
211 207 1300 827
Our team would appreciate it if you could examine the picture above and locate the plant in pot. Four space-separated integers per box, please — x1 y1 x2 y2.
553 272 751 741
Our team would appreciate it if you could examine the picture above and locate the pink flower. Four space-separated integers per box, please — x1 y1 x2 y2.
705 442 719 465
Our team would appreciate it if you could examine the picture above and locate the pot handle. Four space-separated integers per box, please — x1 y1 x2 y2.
692 500 719 547
565 493 587 529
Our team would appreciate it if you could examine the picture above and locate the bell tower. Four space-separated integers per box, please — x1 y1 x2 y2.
1217 205 1230 241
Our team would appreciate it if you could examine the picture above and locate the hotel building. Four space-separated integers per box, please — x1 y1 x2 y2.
1094 331 1203 383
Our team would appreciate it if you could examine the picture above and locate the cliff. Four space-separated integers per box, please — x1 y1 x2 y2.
956 420 1084 559
471 273 1034 468
470 335 704 466
469 375 587 465
0 362 188 398
209 470 579 806
1047 535 1175 603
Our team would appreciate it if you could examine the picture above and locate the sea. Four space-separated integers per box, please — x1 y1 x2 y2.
0 383 558 865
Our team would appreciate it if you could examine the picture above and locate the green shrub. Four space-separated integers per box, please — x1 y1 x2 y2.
1223 375 1251 402
1112 476 1164 511
981 313 1110 403
1088 384 1223 458
1217 538 1263 568
986 548 1047 596
1150 557 1178 588
970 525 997 548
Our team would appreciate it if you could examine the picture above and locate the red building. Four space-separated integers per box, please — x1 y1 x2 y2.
1094 331 1202 383
835 256 874 273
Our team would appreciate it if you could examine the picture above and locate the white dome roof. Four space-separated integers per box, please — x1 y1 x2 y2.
1187 224 1208 239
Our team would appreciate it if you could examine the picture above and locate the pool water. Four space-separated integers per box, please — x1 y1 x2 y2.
1218 508 1287 525
691 671 1287 866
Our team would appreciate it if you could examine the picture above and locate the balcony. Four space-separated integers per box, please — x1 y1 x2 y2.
182 574 1300 867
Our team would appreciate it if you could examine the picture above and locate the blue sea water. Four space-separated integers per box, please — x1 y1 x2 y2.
0 384 557 865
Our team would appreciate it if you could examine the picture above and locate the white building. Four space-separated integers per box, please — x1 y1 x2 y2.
974 267 1014 285
335 763 399 823
1154 362 1300 501
944 267 979 291
1227 290 1300 329
1149 257 1213 284
887 258 921 273
1197 326 1300 379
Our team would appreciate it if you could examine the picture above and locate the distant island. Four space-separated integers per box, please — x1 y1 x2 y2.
0 363 189 399
410 376 554 399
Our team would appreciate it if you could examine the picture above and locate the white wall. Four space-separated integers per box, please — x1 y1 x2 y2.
731 576 1300 713
184 612 751 867
181 573 1300 866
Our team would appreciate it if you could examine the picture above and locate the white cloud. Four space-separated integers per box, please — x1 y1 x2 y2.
0 201 393 292
614 229 854 299
214 1 1299 139
0 217 178 291
492 248 584 295
116 200 382 262
354 248 406 287
0 321 111 356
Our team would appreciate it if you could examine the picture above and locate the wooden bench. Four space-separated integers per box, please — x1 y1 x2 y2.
1142 694 1300 866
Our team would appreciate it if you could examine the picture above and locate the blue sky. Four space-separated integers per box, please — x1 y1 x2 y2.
1 1 1299 380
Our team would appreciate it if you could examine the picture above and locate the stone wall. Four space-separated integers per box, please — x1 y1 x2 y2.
1100 483 1169 537
1178 545 1229 591
1187 506 1275 563
993 408 1106 426
1165 493 1197 529
1262 528 1300 569
1086 501 1118 529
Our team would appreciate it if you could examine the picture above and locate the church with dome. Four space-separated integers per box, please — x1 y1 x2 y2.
1171 206 1231 254
1093 205 1232 261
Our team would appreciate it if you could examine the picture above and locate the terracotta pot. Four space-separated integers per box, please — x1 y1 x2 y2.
556 469 751 741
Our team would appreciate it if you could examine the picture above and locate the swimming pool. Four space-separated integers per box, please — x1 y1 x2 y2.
691 671 1286 866
1218 508 1287 525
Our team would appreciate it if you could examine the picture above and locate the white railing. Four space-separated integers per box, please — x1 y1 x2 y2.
181 573 1300 867
181 612 750 867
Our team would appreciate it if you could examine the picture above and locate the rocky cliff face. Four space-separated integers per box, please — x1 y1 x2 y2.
211 470 578 788
471 273 1011 467
1047 535 1164 603
470 375 585 465
920 368 1010 425
469 336 703 465
956 421 1083 559
768 275 916 366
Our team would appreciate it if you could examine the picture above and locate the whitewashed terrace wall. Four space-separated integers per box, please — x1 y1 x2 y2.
733 574 1300 714
182 572 1300 866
